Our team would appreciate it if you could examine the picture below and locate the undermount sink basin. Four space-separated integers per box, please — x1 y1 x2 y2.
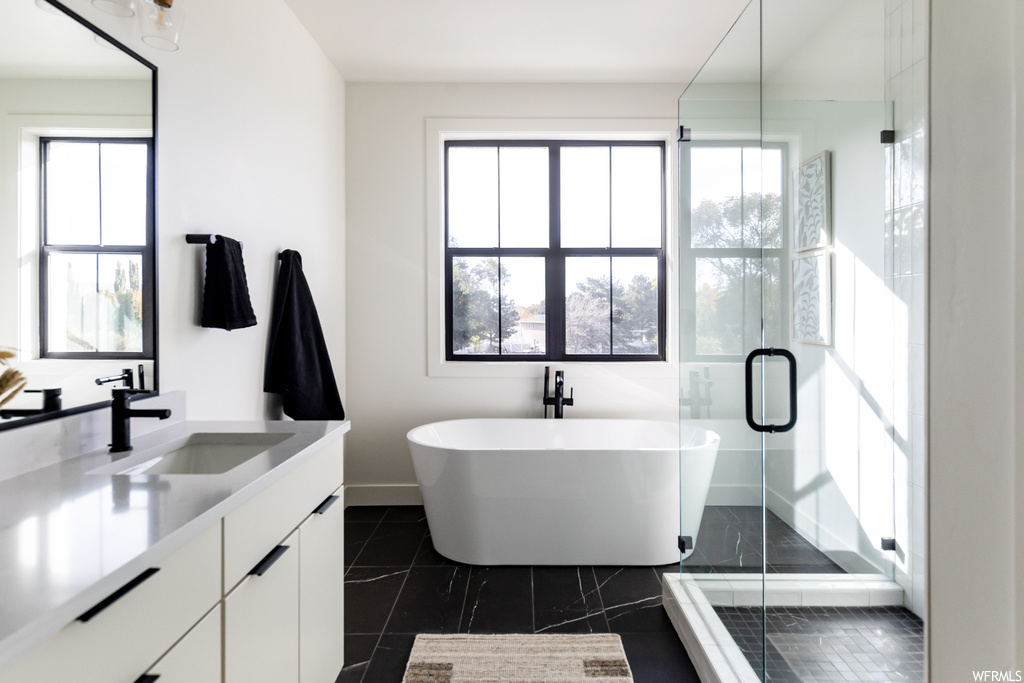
89 432 293 476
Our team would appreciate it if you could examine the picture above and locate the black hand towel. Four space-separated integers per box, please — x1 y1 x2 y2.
201 235 257 330
263 250 345 420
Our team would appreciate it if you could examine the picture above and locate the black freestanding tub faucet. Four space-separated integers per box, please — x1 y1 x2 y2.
542 366 574 419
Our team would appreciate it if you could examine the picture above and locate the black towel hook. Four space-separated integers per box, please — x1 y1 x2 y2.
187 233 244 249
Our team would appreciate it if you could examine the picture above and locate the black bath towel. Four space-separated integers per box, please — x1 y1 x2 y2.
201 235 257 330
263 250 345 420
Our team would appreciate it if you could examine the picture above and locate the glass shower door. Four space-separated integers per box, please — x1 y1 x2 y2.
678 1 902 681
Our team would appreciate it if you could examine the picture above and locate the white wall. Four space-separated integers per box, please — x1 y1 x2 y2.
55 0 348 422
345 83 685 500
930 0 1021 677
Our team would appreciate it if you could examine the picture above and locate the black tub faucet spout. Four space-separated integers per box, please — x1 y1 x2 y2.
542 366 574 419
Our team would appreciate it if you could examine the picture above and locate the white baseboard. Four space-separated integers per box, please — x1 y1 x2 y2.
345 484 423 507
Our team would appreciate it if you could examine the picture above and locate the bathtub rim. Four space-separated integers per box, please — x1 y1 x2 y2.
406 417 721 453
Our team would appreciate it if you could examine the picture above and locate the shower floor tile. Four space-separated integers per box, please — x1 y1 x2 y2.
714 605 924 682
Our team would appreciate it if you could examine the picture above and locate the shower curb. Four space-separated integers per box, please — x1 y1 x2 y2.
662 573 905 682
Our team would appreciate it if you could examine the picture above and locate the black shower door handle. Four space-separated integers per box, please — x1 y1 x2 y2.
744 348 798 433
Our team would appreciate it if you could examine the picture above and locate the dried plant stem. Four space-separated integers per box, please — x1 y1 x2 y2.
0 367 27 409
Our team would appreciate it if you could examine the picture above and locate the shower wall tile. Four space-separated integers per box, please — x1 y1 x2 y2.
911 205 925 275
911 273 925 346
912 483 927 558
911 413 925 487
913 0 928 64
902 0 914 74
910 344 925 416
912 553 927 621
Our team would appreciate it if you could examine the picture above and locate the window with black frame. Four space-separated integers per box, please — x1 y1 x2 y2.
444 140 666 362
39 137 155 359
680 141 788 361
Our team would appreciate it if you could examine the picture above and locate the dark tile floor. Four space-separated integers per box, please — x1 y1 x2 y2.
679 505 845 574
339 505 700 683
715 606 925 682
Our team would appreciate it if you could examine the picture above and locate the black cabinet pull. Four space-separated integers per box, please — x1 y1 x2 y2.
133 675 160 683
77 568 160 622
312 494 340 515
249 545 290 576
744 348 798 433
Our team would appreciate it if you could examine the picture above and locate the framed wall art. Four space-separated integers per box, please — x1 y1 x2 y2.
792 250 832 345
794 151 832 252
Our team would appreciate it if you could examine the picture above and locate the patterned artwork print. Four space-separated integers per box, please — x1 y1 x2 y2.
792 253 829 344
795 151 830 251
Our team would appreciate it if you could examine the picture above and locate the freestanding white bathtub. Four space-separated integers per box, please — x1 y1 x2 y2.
406 419 720 566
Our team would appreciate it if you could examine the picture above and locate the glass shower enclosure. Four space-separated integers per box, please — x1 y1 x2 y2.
669 0 922 680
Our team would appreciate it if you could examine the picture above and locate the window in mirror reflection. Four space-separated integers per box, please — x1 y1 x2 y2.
40 138 154 358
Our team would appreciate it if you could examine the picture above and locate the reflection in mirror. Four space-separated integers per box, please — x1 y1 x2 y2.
0 0 156 429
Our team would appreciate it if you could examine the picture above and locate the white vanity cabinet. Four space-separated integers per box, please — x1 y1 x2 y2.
225 530 301 683
143 604 223 683
0 524 221 683
223 439 346 683
0 423 347 683
299 486 346 683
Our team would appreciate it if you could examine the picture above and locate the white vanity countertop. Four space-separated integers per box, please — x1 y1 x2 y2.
0 418 350 669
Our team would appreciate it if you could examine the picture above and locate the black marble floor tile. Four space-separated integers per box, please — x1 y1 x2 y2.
620 631 701 683
351 521 428 567
384 566 470 634
411 533 460 567
382 505 427 523
692 520 764 571
345 505 389 523
336 634 378 683
361 634 414 683
596 567 673 634
459 566 534 634
533 566 608 634
344 567 408 634
345 522 379 567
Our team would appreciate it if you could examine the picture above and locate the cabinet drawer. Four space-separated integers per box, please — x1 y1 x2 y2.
299 485 345 683
0 524 220 683
145 603 221 683
224 530 300 683
223 439 343 591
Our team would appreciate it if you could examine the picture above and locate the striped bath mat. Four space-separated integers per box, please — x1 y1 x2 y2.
401 633 634 682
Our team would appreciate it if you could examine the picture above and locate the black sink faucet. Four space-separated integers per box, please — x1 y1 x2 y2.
109 387 171 453
96 368 134 390
542 366 574 419
0 388 62 419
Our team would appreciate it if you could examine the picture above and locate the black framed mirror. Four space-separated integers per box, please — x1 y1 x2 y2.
0 0 157 430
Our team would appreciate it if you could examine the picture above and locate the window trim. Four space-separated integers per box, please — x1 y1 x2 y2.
38 136 156 360
679 139 790 363
443 139 667 363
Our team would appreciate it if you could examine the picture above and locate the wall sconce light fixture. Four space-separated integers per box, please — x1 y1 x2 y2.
138 0 184 51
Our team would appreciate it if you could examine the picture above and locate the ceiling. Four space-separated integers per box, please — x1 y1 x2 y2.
281 0 751 83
